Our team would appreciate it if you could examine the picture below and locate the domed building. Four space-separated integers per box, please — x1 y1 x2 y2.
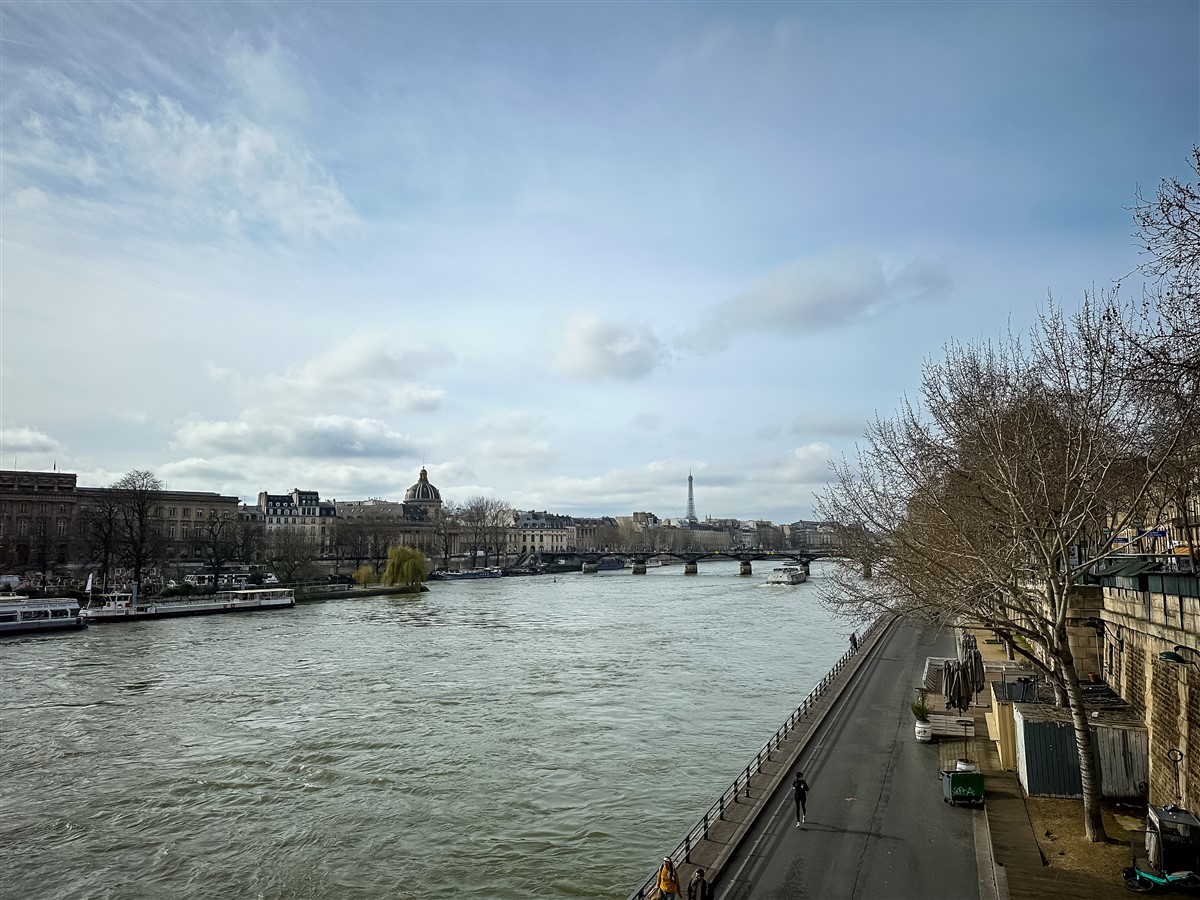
404 467 443 513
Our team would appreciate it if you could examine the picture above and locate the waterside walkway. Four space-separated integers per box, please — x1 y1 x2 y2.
633 619 1137 900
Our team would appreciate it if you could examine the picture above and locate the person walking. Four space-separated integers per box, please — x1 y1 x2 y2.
655 857 680 899
793 770 810 825
687 867 714 900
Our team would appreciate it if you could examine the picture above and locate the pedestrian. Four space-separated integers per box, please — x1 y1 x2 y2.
687 867 714 900
656 857 680 899
793 770 810 825
850 632 859 651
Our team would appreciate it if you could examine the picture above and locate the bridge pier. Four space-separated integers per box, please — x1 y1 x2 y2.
739 561 753 576
581 562 598 573
801 562 810 577
684 562 698 575
631 561 647 575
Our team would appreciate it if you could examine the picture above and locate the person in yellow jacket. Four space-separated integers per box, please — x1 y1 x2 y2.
656 857 680 899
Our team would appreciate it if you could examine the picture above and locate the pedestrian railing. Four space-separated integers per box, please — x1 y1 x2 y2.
626 615 888 900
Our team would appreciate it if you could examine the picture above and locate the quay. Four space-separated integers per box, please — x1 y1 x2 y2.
632 618 1136 900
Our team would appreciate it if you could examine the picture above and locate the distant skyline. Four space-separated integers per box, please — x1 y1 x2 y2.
2 2 1197 523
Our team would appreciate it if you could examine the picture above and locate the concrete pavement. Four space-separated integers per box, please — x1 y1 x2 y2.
641 616 1139 899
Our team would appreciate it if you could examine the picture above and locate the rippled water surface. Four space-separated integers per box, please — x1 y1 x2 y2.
0 561 849 898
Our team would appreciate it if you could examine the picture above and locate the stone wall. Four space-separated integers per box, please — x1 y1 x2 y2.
1098 584 1198 808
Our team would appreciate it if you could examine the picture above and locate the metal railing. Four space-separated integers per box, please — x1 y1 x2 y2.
626 615 887 900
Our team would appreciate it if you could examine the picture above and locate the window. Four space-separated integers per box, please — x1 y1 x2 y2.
18 502 28 513
57 521 67 536
182 509 190 519
168 525 176 539
59 504 66 513
18 522 28 536
196 509 203 518
181 524 189 538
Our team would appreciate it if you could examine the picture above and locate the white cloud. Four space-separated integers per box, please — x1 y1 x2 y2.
553 313 667 381
12 187 47 209
243 335 452 416
684 249 951 353
172 415 417 459
9 69 358 240
225 38 309 125
0 426 64 454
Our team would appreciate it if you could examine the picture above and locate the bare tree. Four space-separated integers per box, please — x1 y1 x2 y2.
426 502 458 570
332 520 374 572
459 496 510 566
818 297 1191 843
193 512 241 586
265 527 319 584
78 493 120 589
1126 146 1200 378
233 518 266 570
111 470 165 587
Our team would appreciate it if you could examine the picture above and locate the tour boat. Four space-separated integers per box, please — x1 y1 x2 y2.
596 556 626 571
0 597 88 636
765 565 807 585
81 587 296 622
431 568 504 580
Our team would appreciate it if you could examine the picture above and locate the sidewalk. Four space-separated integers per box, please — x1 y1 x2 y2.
959 627 1131 900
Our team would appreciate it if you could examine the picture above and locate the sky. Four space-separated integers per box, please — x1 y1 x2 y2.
1 1 1197 524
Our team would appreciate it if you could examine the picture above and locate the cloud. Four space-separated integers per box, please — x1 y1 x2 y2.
0 426 64 454
172 415 417 459
244 335 452 416
553 313 668 381
684 249 951 353
9 66 358 240
11 187 47 209
774 443 836 484
791 411 871 439
225 37 309 125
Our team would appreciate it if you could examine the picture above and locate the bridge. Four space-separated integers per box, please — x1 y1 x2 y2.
546 548 836 576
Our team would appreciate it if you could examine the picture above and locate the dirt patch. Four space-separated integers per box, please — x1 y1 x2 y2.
1026 795 1146 880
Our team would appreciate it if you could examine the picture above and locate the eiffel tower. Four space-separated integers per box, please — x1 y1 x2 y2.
686 470 698 524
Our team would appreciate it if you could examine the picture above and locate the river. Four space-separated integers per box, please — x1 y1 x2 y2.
0 560 852 899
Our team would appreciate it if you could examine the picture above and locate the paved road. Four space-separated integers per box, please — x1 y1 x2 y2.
717 621 981 900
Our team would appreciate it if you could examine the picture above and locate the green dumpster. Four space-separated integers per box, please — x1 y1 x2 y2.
940 769 985 806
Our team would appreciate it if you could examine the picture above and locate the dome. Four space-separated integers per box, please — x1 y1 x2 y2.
404 467 442 505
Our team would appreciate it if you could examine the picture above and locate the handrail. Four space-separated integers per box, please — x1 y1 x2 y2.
626 615 887 900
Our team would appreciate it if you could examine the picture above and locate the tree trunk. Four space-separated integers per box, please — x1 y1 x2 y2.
1060 653 1108 842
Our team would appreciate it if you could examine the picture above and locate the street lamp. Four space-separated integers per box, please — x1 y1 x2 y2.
1158 645 1199 665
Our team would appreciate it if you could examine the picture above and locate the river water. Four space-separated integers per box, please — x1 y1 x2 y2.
0 560 851 899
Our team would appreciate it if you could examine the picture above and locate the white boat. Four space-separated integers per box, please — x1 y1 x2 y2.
765 566 807 585
432 568 503 580
0 597 88 635
82 587 295 622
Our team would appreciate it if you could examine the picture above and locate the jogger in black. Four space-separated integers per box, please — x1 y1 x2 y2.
793 771 810 825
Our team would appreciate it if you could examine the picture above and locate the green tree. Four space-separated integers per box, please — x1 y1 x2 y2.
382 546 427 588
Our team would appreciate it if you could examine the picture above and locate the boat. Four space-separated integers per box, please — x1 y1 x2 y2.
0 597 88 636
81 587 295 622
597 556 626 571
431 568 504 580
501 565 547 577
765 566 807 585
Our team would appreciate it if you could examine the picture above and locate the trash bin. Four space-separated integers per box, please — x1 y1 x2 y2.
940 769 985 806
